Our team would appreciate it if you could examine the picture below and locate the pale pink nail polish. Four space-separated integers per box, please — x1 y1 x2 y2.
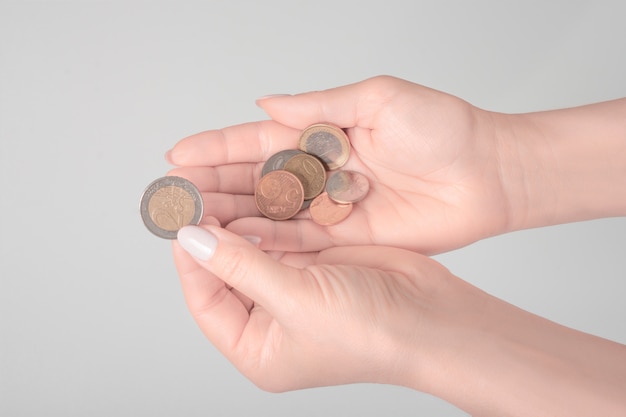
164 149 174 164
256 94 291 101
242 235 262 248
177 226 218 261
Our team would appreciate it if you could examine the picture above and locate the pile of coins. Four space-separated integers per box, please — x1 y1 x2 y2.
140 123 370 239
255 123 369 226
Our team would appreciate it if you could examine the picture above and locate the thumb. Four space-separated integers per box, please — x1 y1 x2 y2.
176 225 302 308
256 75 404 130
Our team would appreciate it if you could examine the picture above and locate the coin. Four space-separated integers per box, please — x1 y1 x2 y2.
309 192 353 226
298 123 350 170
255 170 304 220
261 149 305 177
283 153 326 200
301 198 312 210
140 176 204 239
325 170 370 204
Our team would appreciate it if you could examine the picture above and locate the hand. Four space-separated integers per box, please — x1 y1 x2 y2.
167 76 511 254
173 224 626 416
172 222 457 392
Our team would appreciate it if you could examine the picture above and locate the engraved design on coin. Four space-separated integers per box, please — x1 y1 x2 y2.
325 170 370 204
283 153 326 200
140 176 204 239
254 170 304 220
149 186 195 231
298 124 350 170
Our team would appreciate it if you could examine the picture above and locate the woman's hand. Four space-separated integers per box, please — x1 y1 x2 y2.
167 76 511 254
173 223 626 416
172 222 458 391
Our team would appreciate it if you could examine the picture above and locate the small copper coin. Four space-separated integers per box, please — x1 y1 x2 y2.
325 170 370 204
255 170 304 220
309 192 353 226
283 153 326 200
261 149 305 177
298 123 350 170
140 176 204 239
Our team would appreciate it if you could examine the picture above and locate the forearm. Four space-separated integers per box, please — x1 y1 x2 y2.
458 300 626 416
404 289 626 417
494 98 626 232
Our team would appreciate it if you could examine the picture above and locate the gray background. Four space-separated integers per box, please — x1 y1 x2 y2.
1 1 625 416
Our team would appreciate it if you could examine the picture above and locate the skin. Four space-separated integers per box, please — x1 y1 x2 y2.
173 224 626 417
167 76 626 416
167 75 626 254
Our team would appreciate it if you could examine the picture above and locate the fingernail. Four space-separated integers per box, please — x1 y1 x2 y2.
242 235 262 248
164 149 174 164
177 226 218 261
256 94 291 101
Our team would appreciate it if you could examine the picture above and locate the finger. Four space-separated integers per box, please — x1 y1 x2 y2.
226 217 334 253
316 245 445 281
275 251 319 269
168 164 260 194
255 75 406 130
168 120 302 167
176 225 304 315
172 240 253 354
201 192 260 226
225 203 382 252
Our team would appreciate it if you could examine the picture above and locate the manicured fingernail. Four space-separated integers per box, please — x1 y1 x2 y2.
242 235 262 248
177 226 218 261
256 94 291 101
164 149 174 164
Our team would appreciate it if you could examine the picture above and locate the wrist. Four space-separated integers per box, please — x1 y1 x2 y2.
492 100 626 233
400 281 626 416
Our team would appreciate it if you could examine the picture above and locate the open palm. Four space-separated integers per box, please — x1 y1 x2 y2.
172 225 471 392
167 76 511 254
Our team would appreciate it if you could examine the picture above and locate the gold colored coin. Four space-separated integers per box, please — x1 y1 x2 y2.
298 123 350 170
261 149 305 177
283 153 326 200
140 176 204 239
148 186 195 231
255 170 304 220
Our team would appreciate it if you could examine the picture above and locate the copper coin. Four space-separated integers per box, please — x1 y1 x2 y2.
255 170 304 220
140 176 204 239
283 153 326 200
261 149 305 177
298 123 350 170
325 170 370 204
309 192 353 226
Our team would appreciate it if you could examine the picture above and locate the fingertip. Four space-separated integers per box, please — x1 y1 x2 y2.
177 225 218 261
164 149 174 165
256 93 292 103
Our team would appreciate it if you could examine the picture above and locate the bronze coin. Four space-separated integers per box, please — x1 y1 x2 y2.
255 170 304 220
261 149 305 177
325 170 370 204
283 153 326 200
140 176 204 239
298 123 350 170
309 192 353 226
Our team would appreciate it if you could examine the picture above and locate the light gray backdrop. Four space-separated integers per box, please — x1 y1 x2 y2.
1 1 625 416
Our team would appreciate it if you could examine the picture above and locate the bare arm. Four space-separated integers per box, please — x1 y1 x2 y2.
494 98 626 233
